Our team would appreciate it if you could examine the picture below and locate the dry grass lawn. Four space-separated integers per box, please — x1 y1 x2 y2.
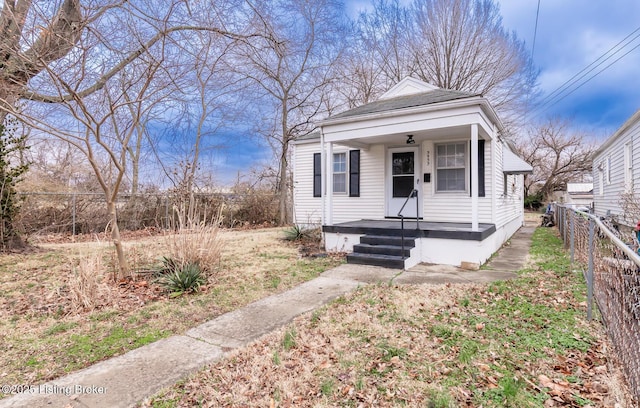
0 227 342 389
143 227 635 408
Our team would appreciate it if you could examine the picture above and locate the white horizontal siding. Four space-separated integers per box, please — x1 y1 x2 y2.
294 137 523 227
293 142 386 225
331 145 386 223
292 143 322 225
421 140 493 223
593 118 640 224
494 141 525 228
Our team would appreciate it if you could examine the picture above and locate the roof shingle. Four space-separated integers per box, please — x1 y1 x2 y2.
331 88 478 120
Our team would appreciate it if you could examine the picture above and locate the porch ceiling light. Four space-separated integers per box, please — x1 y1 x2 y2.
406 135 415 144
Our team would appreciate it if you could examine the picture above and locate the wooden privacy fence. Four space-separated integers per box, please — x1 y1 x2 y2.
556 205 640 400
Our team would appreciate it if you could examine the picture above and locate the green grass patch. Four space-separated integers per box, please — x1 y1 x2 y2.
64 326 168 369
44 321 78 336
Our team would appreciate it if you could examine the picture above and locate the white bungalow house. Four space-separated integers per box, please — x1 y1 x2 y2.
593 108 640 225
292 77 533 269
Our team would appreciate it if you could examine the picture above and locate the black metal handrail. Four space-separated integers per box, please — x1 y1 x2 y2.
397 189 419 260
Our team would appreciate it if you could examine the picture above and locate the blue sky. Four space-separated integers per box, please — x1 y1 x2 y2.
498 0 640 137
214 0 640 185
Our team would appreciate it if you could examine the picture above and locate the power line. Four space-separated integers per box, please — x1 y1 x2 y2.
531 0 541 60
525 23 640 122
541 40 640 110
534 25 640 111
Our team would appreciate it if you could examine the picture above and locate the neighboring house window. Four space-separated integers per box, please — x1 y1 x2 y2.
503 173 508 196
598 161 604 196
606 156 611 185
625 142 633 192
436 142 466 192
333 152 347 193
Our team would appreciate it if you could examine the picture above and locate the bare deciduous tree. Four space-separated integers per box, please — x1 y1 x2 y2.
0 0 256 122
514 120 595 201
346 0 537 125
0 0 259 269
411 0 536 119
234 0 347 225
47 54 163 278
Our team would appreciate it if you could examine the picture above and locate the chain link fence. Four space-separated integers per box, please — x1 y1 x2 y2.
555 205 640 400
15 191 279 236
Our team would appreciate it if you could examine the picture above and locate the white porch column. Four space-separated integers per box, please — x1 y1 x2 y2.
320 130 325 226
490 125 497 225
326 141 334 225
471 124 479 231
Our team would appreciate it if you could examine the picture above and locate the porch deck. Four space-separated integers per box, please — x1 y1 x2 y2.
323 219 496 241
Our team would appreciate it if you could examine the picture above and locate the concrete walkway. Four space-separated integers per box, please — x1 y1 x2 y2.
0 223 535 408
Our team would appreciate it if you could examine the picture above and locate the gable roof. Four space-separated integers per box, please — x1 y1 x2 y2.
331 88 478 120
379 76 439 99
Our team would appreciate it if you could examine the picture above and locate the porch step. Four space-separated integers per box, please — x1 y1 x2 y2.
346 234 416 269
352 243 412 257
346 253 406 269
359 235 415 248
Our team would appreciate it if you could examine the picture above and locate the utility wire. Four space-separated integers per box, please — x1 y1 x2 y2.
524 23 640 122
534 25 640 111
538 40 640 113
531 0 541 60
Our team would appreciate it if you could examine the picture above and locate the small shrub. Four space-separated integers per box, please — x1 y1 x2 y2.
159 263 206 297
524 192 543 211
283 225 319 241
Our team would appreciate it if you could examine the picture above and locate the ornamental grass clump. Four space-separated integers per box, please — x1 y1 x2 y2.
164 206 223 274
159 262 206 297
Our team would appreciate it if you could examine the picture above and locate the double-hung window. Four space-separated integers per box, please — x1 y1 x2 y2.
333 152 347 193
436 142 466 192
313 150 360 197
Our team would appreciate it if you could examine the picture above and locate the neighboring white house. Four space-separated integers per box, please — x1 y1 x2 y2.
593 108 640 225
552 182 593 210
292 77 532 269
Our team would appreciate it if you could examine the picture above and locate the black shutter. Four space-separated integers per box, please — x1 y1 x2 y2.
470 140 485 197
349 150 360 197
313 153 321 197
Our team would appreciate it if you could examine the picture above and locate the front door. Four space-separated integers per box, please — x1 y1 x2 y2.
387 147 421 218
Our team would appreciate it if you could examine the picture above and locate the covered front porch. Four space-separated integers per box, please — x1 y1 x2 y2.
317 79 501 231
323 219 496 240
322 218 510 270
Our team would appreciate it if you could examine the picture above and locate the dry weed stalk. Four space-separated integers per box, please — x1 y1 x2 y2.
69 255 109 312
165 205 223 275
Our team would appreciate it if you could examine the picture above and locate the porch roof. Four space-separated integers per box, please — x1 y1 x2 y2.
503 148 533 174
331 89 478 120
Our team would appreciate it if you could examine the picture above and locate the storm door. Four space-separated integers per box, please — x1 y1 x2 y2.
387 147 421 218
